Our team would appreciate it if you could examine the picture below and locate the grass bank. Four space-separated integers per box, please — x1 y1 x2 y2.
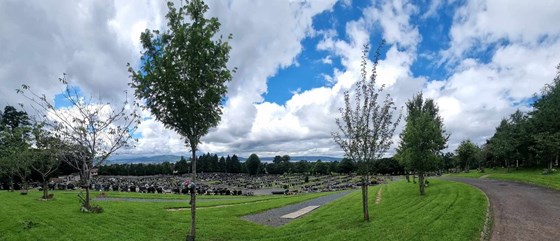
0 180 486 241
446 167 560 190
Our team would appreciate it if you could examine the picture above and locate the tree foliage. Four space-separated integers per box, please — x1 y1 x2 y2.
530 64 560 171
332 43 401 221
0 106 32 192
456 139 480 172
128 1 234 239
245 154 261 176
397 92 447 195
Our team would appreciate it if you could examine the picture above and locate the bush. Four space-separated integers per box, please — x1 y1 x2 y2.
542 168 557 175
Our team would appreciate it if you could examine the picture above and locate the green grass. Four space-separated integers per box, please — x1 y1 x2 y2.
446 167 560 190
0 180 487 241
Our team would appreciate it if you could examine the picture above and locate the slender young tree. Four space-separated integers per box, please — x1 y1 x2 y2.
397 93 447 195
18 75 139 210
332 43 401 221
128 1 234 240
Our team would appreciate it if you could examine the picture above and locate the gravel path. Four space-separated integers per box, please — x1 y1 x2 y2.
444 177 560 241
242 190 353 227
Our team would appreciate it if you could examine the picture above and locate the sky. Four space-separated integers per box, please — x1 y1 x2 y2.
1 0 560 158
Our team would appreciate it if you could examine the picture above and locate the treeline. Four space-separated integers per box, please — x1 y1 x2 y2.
98 153 408 176
446 68 560 173
98 154 244 175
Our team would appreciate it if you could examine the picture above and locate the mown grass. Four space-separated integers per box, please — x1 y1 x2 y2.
446 167 560 190
0 180 486 241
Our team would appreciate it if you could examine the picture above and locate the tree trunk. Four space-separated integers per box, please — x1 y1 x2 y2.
506 160 509 173
85 186 91 209
419 172 425 195
555 154 558 167
9 176 14 192
361 175 369 222
405 171 410 183
43 181 48 200
187 148 197 241
549 159 553 173
412 172 416 184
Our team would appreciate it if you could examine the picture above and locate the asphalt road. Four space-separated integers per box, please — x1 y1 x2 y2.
241 190 353 227
445 177 560 241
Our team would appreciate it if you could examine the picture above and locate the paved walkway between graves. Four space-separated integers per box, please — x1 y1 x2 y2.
242 190 353 227
94 197 246 203
443 177 560 241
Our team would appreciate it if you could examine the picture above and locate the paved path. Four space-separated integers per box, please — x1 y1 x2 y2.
445 178 560 241
242 190 353 227
94 197 246 203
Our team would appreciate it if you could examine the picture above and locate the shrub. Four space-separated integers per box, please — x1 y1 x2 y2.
542 168 557 175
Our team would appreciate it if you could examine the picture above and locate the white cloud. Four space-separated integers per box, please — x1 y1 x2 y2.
3 0 560 159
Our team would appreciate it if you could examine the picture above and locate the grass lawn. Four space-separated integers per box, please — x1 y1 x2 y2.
446 167 560 190
0 180 486 241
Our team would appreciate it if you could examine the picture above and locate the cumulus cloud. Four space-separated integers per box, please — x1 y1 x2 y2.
2 0 560 158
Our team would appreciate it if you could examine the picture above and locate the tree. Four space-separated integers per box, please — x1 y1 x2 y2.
18 75 139 211
293 160 310 174
245 154 261 176
29 123 62 199
128 0 234 239
530 64 560 172
332 43 401 221
175 156 189 174
337 157 355 174
397 93 447 195
231 155 241 173
0 106 32 192
456 139 480 172
312 160 329 175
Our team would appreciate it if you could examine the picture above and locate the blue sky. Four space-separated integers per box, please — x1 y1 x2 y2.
264 0 465 105
3 0 560 157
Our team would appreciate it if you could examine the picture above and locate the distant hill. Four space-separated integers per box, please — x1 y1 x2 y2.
259 156 342 162
107 155 342 164
107 155 184 164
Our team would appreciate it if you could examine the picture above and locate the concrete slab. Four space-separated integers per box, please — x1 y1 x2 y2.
280 205 320 219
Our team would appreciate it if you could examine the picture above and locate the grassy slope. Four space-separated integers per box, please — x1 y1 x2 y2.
0 180 486 241
446 167 560 190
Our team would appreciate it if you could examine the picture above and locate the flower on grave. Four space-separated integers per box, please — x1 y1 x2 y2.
183 180 196 190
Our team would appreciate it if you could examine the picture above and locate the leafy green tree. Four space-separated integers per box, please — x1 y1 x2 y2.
218 156 226 173
332 43 401 221
441 152 456 173
128 0 234 239
397 93 447 195
456 139 480 172
489 119 515 171
175 156 189 174
231 155 241 173
245 154 261 175
337 157 355 174
225 155 232 173
293 160 310 174
530 64 560 171
0 106 32 192
312 160 330 175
